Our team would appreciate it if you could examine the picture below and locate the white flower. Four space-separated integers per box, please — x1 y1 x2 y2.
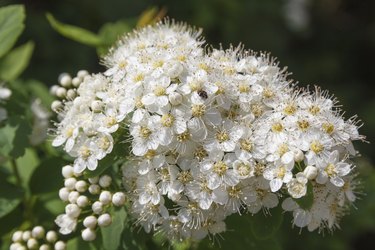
263 160 294 192
316 150 351 187
287 172 307 198
55 214 77 235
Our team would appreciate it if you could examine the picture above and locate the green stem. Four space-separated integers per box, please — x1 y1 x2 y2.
11 159 22 187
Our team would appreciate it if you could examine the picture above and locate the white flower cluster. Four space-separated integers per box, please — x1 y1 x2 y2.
52 21 363 241
10 226 66 250
55 165 126 241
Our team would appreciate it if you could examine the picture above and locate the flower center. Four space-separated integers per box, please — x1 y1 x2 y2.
297 120 310 131
191 104 206 117
216 130 230 143
283 103 296 115
213 161 228 176
276 166 286 178
140 126 152 139
271 122 283 133
177 131 190 142
194 146 208 161
240 139 253 152
161 114 175 127
310 140 324 154
309 105 320 115
263 88 274 98
154 86 166 96
322 122 334 134
325 163 336 177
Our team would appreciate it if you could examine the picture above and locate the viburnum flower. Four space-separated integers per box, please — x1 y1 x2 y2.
51 20 364 242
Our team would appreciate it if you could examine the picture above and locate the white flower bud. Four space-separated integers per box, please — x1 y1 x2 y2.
77 70 89 78
98 213 112 227
62 165 74 178
27 238 39 249
92 201 103 214
65 204 81 218
76 195 89 208
22 230 31 241
39 244 50 250
75 180 88 193
88 184 101 195
32 226 45 239
303 165 318 180
46 231 58 243
72 77 81 88
293 149 305 162
81 228 96 241
66 89 76 100
68 191 80 204
51 100 62 112
10 243 22 250
50 85 59 96
83 215 97 229
90 100 102 112
112 192 126 206
169 92 182 106
99 175 112 188
99 191 112 205
12 231 23 242
56 87 67 99
88 176 99 184
64 177 77 190
59 74 72 88
54 241 66 250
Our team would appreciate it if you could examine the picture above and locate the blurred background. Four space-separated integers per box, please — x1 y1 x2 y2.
2 0 375 249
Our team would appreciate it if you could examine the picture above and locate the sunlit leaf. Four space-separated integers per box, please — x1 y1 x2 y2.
0 41 34 81
101 207 127 250
46 13 102 47
0 5 25 58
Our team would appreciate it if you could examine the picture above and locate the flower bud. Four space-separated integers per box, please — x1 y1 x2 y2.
56 87 67 99
50 85 59 95
72 77 81 87
65 204 81 218
88 184 101 195
62 165 74 178
92 201 103 214
51 100 62 112
77 70 89 78
81 228 96 241
99 175 112 188
27 238 39 249
64 177 77 190
112 192 126 206
169 92 182 106
68 191 80 204
54 241 66 250
91 100 102 112
40 244 50 250
10 243 22 250
293 149 304 162
83 215 97 229
32 226 45 239
303 165 318 180
46 231 58 243
66 89 76 100
59 74 72 88
88 176 99 184
22 230 31 241
98 213 112 227
77 195 89 207
99 191 112 205
12 231 23 242
75 180 88 193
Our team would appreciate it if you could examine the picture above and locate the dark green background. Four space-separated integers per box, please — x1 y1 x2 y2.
1 0 375 249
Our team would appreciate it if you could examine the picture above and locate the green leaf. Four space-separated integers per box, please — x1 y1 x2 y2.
66 237 97 250
250 206 284 240
96 20 131 56
0 116 31 159
101 207 127 250
29 157 65 194
0 5 25 58
294 182 314 210
46 13 102 47
0 41 34 81
0 180 24 218
16 148 39 189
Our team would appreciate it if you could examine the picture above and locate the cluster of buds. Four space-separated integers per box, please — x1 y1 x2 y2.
52 20 364 242
55 165 126 241
10 226 65 250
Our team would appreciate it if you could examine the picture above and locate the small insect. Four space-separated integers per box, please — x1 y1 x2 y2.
197 89 208 99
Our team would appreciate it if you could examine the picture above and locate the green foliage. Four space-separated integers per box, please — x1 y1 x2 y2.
101 207 127 250
0 5 25 58
46 13 102 47
0 179 24 218
0 41 34 81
